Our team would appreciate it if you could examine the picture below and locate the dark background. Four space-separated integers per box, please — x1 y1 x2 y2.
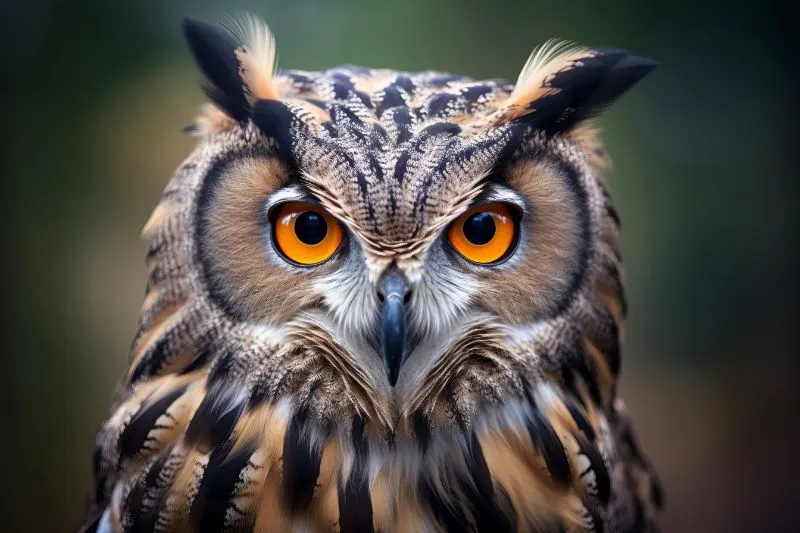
2 0 798 531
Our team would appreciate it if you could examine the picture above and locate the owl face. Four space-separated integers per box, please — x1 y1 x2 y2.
196 113 590 391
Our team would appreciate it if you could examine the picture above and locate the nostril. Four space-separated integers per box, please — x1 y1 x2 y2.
377 291 410 305
377 266 411 307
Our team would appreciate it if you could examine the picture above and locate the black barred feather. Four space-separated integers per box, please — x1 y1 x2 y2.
561 368 586 409
338 418 374 533
282 409 324 512
526 402 572 488
179 347 213 375
422 431 514 533
423 482 465 533
581 499 605 533
565 398 596 442
416 121 462 139
464 432 516 532
393 75 415 93
125 450 172 533
118 385 188 464
330 74 373 108
412 410 431 453
577 437 611 505
184 379 245 448
145 265 165 293
572 355 604 406
428 73 467 87
465 433 493 501
426 93 460 117
129 335 180 384
604 320 622 377
190 439 258 533
91 446 106 502
376 84 406 117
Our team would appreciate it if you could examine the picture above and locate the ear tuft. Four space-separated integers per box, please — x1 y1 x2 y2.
493 42 657 134
182 15 279 123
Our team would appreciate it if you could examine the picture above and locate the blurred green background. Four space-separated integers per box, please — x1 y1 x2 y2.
2 0 798 531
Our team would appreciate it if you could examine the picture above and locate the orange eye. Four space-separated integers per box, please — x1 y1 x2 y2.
272 202 343 265
447 203 517 264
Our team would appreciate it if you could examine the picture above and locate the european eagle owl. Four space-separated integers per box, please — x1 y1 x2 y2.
80 15 662 533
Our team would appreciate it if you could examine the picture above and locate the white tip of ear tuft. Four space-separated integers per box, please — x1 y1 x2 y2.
514 39 587 88
224 13 279 102
497 40 593 122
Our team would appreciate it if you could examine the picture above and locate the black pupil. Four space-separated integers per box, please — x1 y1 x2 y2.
295 211 327 245
463 212 496 245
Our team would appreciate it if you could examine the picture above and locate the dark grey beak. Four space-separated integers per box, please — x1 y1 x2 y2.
377 267 410 386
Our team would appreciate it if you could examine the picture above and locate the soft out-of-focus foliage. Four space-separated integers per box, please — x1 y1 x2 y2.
1 0 797 531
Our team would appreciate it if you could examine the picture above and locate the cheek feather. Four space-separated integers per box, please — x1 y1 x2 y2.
196 152 334 325
411 265 478 337
476 156 590 322
313 266 378 336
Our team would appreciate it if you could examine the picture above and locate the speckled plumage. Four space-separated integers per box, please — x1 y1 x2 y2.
80 16 661 533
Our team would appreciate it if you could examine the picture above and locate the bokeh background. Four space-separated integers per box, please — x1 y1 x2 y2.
2 0 798 531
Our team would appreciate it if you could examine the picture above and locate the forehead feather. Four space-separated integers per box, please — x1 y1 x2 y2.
270 66 521 254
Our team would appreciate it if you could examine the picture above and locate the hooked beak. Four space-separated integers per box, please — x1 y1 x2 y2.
377 267 410 386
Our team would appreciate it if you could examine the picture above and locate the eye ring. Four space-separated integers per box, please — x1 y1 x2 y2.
447 202 518 265
271 202 344 266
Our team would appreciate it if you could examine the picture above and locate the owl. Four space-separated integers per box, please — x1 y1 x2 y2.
79 15 662 533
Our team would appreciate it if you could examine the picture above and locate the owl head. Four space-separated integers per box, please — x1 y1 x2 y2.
87 15 659 532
